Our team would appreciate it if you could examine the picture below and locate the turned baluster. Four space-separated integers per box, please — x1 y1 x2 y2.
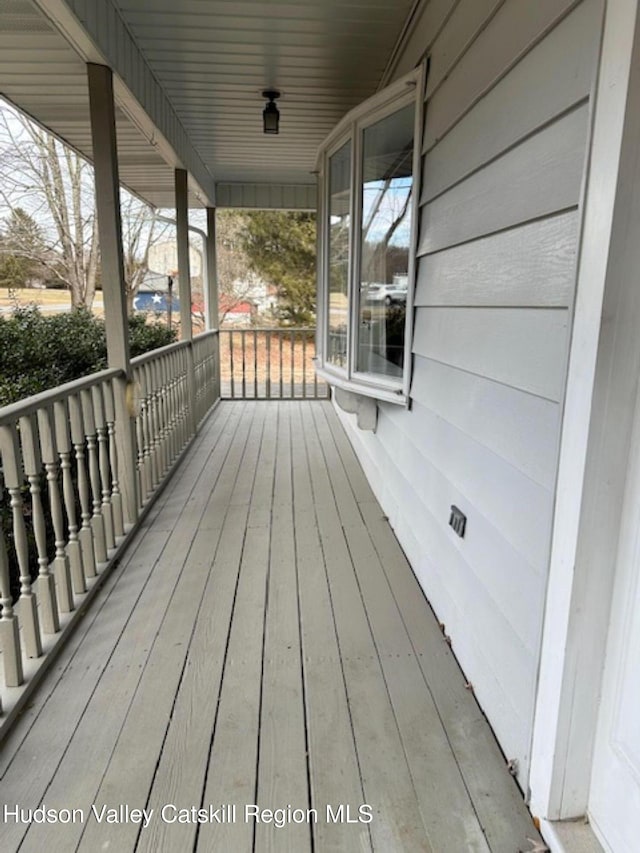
19 413 60 634
54 399 86 594
91 384 115 552
153 359 164 483
176 350 185 451
156 357 169 477
79 389 107 566
66 395 96 581
140 368 153 499
169 351 179 461
133 368 146 507
180 349 189 447
158 356 170 476
103 381 124 539
0 516 23 689
37 405 73 613
171 355 179 450
0 424 42 659
146 361 160 490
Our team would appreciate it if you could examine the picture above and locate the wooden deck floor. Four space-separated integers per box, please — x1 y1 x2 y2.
0 401 541 852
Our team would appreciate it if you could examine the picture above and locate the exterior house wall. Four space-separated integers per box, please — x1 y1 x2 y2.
336 0 604 787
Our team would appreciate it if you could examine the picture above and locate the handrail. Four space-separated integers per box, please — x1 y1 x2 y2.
226 327 316 333
130 338 191 367
0 368 122 425
193 328 220 340
129 329 218 368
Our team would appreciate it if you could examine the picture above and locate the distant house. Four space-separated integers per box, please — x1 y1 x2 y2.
219 293 256 325
239 277 278 315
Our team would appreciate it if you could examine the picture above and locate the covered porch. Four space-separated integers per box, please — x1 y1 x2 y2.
0 400 540 852
5 0 620 848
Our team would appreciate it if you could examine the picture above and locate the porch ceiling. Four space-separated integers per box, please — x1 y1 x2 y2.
112 0 415 186
0 0 193 208
0 0 417 208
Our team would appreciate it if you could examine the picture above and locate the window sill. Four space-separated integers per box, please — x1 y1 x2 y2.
316 365 408 407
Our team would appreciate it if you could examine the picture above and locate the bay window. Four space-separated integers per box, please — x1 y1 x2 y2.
316 68 423 405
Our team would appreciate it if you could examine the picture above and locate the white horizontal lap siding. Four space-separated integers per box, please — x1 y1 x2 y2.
377 405 548 639
423 0 592 146
418 104 589 255
413 307 569 401
421 0 600 201
410 358 562 490
337 0 603 787
415 212 579 309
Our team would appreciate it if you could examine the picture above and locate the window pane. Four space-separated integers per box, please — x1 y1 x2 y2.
327 141 351 368
357 104 414 379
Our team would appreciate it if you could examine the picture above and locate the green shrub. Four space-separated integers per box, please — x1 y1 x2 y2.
128 313 177 358
0 306 177 408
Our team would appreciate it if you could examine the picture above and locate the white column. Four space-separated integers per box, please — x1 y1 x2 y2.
87 62 139 524
175 169 196 433
175 168 193 341
529 0 640 821
205 206 219 331
206 206 221 402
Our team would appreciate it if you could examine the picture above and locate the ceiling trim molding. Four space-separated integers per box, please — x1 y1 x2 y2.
32 0 216 206
379 0 430 88
215 183 317 210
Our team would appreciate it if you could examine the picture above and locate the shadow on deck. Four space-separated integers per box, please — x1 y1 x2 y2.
0 401 541 852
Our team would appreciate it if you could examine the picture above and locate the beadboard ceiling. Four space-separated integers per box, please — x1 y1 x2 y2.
0 0 417 206
113 0 415 185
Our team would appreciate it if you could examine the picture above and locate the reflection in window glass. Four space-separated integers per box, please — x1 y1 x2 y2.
327 141 351 368
357 104 414 379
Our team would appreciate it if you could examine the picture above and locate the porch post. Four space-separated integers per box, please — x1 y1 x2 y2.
205 206 221 401
529 0 640 824
205 207 219 331
175 168 196 433
175 168 193 341
87 63 139 525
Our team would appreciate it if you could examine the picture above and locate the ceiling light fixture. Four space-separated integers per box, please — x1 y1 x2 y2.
262 90 280 135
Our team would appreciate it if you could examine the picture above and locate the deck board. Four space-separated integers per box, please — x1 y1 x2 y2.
139 406 264 853
255 405 312 853
303 403 434 852
197 404 276 852
293 402 372 853
0 400 542 853
0 403 235 781
311 403 491 852
19 403 251 853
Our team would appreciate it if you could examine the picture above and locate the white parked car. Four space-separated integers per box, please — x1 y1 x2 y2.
365 281 408 306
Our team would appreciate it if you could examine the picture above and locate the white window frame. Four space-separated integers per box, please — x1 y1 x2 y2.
322 130 353 379
315 66 424 406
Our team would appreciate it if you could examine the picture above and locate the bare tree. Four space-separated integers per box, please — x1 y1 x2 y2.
216 209 265 324
0 107 99 308
120 193 169 314
0 100 167 313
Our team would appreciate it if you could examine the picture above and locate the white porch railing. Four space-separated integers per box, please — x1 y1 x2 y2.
220 328 329 399
0 330 219 726
130 331 219 508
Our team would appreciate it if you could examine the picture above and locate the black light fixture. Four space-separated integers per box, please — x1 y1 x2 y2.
262 90 280 134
